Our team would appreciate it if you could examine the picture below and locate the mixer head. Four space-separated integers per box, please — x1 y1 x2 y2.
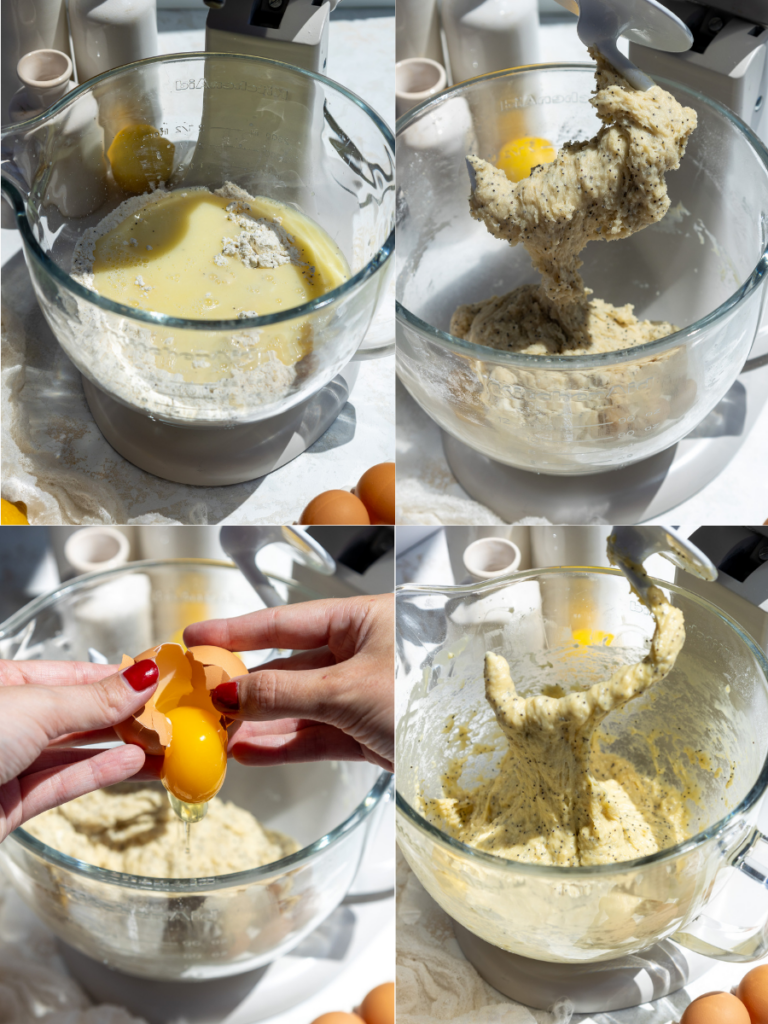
628 0 768 141
665 1 768 25
204 0 343 75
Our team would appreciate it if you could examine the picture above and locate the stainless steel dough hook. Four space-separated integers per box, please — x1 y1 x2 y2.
219 526 336 608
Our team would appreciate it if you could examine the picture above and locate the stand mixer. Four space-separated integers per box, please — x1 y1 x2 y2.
397 1 768 523
1 12 394 488
396 532 768 1015
204 0 340 75
673 525 768 652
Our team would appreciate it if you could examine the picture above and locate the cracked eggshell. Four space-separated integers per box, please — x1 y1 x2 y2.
114 643 245 754
186 646 247 681
113 652 168 755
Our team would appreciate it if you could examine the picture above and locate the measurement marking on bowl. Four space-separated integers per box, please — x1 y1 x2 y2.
499 91 589 112
174 79 290 101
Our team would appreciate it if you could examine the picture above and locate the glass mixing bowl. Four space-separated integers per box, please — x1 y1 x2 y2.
396 65 768 474
396 568 768 963
1 54 394 427
0 560 392 979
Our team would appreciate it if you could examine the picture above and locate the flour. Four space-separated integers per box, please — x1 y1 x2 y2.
216 182 304 269
68 182 304 422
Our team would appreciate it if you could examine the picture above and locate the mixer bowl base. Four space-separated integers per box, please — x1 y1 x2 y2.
57 941 269 1024
440 354 767 523
452 922 712 1013
81 363 359 487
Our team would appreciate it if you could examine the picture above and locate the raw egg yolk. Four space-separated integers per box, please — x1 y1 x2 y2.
1 498 29 524
107 124 175 194
161 707 228 804
572 629 614 647
496 136 556 182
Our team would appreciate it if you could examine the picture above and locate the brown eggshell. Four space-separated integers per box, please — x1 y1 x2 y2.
680 991 751 1024
356 463 395 525
187 646 246 682
738 964 768 1024
113 651 169 753
113 716 167 756
115 642 243 753
116 643 192 751
310 1015 365 1024
300 491 370 525
360 983 394 1024
203 665 227 689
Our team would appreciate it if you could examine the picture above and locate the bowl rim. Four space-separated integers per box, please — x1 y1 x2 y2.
0 557 393 891
395 62 768 370
395 564 768 877
1 51 395 332
0 556 324 639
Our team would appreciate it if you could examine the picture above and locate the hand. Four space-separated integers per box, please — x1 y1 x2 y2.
0 659 160 842
183 594 394 773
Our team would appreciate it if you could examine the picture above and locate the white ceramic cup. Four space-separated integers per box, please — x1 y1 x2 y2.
396 58 447 119
64 527 131 576
463 537 522 580
16 49 72 110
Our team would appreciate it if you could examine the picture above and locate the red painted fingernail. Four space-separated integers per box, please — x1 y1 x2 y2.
121 659 159 692
211 681 239 711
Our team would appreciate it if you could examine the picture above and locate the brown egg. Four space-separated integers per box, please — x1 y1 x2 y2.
356 463 395 525
681 991 751 1024
738 964 768 1023
310 1015 365 1024
186 646 246 681
300 491 370 525
360 982 394 1024
114 643 241 754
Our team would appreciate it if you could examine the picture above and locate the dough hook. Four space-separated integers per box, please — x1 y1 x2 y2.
463 1 692 195
219 526 336 608
608 525 718 602
553 0 692 90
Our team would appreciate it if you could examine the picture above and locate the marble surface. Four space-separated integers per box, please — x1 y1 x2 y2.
396 16 768 526
1 10 395 525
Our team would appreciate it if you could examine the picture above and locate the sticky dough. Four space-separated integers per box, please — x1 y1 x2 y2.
421 585 691 867
452 51 698 354
25 785 298 878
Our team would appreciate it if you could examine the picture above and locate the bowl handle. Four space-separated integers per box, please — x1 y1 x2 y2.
673 827 768 961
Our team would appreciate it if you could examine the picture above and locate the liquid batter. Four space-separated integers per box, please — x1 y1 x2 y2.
452 51 697 354
91 188 347 324
72 182 349 388
421 582 690 867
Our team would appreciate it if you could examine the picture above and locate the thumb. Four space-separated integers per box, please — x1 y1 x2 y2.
210 665 345 726
24 659 159 743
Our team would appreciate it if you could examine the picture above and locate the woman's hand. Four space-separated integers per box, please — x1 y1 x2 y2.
183 594 394 773
0 659 159 842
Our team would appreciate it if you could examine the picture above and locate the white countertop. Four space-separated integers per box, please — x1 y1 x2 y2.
396 17 768 526
1 9 395 525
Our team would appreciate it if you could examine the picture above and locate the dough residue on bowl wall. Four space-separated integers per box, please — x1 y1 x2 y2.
420 582 697 867
24 784 299 878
